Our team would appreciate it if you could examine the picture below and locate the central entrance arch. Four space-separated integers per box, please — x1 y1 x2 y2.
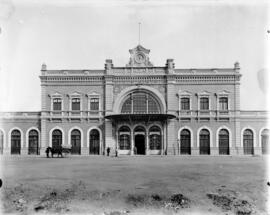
134 126 146 155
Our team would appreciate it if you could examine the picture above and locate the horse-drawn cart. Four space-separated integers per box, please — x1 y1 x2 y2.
45 146 72 158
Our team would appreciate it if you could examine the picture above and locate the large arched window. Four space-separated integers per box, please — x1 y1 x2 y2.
180 129 191 155
71 129 81 155
11 129 21 154
0 130 3 154
28 130 39 155
243 129 254 155
199 129 210 155
261 129 269 155
89 129 100 155
118 126 131 150
219 129 229 155
121 92 160 114
52 129 62 148
149 126 161 150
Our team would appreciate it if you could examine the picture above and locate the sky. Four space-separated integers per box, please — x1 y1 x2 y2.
0 0 269 111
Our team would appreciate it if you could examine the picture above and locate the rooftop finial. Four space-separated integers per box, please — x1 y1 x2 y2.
138 22 141 45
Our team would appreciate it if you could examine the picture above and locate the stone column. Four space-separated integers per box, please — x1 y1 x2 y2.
146 133 149 155
131 131 134 155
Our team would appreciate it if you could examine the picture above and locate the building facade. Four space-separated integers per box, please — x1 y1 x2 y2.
0 45 269 156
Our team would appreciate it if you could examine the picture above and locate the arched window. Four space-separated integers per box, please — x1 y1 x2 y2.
71 129 81 155
180 129 191 154
118 126 131 150
28 130 39 155
149 126 161 150
200 129 210 155
261 129 269 154
89 129 100 155
121 92 160 114
219 129 229 155
243 129 254 155
52 129 62 148
0 130 4 154
11 129 21 154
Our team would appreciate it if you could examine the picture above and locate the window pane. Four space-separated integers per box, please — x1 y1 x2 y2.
53 98 62 111
200 97 209 110
72 98 80 111
219 97 228 110
90 98 99 111
121 92 160 114
181 98 190 110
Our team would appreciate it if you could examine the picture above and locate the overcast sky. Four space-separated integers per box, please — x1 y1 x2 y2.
0 0 269 111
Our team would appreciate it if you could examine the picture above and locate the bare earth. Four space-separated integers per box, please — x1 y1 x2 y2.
0 155 268 215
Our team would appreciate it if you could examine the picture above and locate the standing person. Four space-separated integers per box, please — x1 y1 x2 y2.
106 147 110 156
115 148 118 157
134 146 137 155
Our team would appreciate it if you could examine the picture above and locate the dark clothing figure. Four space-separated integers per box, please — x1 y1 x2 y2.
134 146 137 155
107 147 110 156
45 147 51 158
115 149 118 157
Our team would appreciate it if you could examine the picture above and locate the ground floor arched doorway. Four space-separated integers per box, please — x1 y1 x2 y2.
89 129 100 155
134 126 146 155
135 134 145 155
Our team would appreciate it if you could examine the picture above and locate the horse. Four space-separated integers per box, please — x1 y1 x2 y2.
46 146 71 158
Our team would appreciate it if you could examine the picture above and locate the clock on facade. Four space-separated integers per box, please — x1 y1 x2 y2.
134 52 146 64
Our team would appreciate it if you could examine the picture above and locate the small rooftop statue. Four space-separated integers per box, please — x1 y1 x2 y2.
41 63 47 71
234 61 240 70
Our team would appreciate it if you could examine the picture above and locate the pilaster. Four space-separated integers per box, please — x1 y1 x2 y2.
166 119 177 155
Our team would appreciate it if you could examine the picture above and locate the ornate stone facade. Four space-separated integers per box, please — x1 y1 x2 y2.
0 45 269 156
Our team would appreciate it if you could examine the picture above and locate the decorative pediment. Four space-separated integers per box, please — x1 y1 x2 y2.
218 90 230 95
126 44 153 67
87 92 100 97
69 92 81 97
197 91 211 96
178 90 192 96
50 92 63 98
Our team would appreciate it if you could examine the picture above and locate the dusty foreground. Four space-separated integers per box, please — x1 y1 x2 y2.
0 155 269 215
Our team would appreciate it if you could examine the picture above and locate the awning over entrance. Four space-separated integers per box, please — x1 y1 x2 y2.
105 113 176 121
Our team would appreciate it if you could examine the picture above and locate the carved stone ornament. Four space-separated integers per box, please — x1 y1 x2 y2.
126 45 153 67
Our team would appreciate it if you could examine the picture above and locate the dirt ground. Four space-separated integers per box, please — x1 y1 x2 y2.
0 155 269 215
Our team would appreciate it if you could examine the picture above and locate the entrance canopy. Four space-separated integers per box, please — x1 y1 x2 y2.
105 113 176 122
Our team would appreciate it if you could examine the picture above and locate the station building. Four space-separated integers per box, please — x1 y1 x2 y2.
0 45 269 156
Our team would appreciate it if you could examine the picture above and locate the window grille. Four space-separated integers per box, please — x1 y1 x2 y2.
11 130 21 154
219 129 229 155
90 98 99 111
72 98 80 111
29 130 38 155
149 126 161 150
121 92 160 114
243 129 254 155
180 129 191 154
181 98 190 110
119 126 131 150
53 98 62 111
71 129 81 154
219 97 228 110
199 129 210 154
89 130 100 155
200 97 209 110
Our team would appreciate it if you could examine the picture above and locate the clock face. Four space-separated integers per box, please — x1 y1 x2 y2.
134 52 146 63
